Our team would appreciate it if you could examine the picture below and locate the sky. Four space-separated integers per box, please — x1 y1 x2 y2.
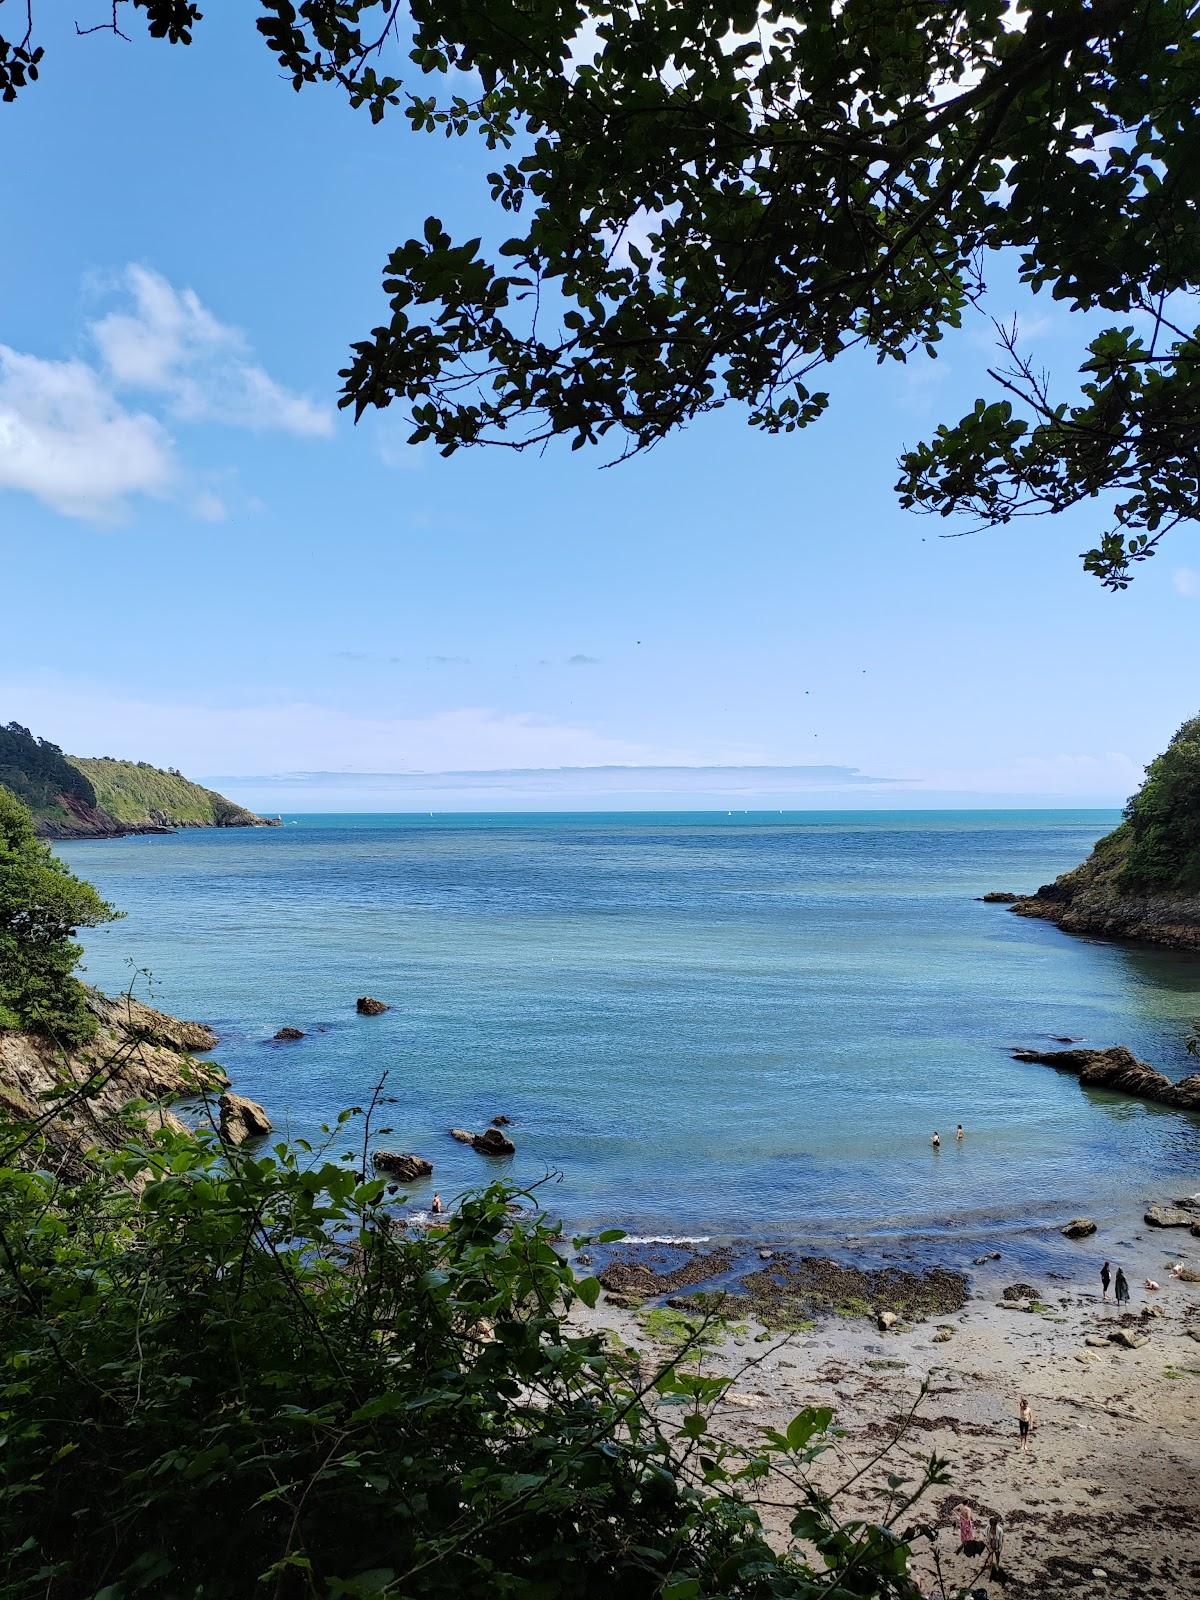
0 8 1196 811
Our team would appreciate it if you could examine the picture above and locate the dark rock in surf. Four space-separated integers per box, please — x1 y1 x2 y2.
373 1151 433 1182
449 1127 474 1143
273 1026 304 1041
1012 1044 1200 1114
472 1126 516 1157
356 996 389 1016
490 1114 512 1126
219 1091 273 1146
977 891 1019 903
1145 1204 1194 1228
1061 1218 1097 1239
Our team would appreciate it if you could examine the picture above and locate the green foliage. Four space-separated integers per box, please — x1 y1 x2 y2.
1118 714 1200 892
0 724 95 818
3 3 1198 581
71 756 261 828
0 1106 942 1599
0 788 119 1044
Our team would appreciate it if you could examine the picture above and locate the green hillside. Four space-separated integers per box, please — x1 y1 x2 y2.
71 757 266 830
0 723 96 826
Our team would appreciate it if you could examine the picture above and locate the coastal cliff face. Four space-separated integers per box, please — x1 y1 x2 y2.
1 719 278 839
1010 714 1200 949
0 988 229 1179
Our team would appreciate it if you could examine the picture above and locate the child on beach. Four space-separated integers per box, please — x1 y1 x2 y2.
1018 1396 1034 1451
956 1504 976 1551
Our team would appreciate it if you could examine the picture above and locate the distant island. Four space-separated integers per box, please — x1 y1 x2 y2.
1007 713 1200 949
0 720 280 839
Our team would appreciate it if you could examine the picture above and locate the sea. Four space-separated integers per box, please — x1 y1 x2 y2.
57 812 1200 1257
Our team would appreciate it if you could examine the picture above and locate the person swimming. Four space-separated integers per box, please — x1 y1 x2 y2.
956 1123 965 1140
931 1130 941 1148
431 1193 443 1214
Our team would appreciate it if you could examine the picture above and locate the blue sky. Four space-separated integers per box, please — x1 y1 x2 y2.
1 8 1196 810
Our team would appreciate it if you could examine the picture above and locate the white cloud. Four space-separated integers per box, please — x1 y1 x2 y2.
92 266 333 437
1172 567 1200 597
0 345 174 520
0 266 332 522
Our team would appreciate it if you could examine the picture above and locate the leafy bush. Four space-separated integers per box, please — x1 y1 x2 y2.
1119 715 1200 892
0 788 119 1043
0 1104 939 1599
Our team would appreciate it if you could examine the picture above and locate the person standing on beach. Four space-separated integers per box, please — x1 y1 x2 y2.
1018 1396 1034 1451
1115 1266 1130 1306
987 1515 1005 1576
956 1503 976 1551
1101 1260 1111 1301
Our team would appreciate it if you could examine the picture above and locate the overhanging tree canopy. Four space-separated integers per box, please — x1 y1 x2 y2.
5 1 1199 585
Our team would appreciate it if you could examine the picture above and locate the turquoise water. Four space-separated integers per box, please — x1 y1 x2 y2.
58 812 1200 1246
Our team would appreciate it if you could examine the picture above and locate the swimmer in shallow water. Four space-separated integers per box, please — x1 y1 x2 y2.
956 1123 965 1140
431 1193 443 1214
931 1130 941 1148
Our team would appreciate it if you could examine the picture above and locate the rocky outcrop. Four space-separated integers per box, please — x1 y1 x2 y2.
218 1092 273 1146
471 1127 516 1156
274 1027 304 1041
0 989 230 1181
1144 1204 1194 1228
1061 1217 1097 1238
356 996 389 1016
977 891 1019 903
373 1151 434 1182
1011 1044 1200 1113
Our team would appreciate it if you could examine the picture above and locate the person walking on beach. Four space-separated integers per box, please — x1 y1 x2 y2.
1100 1260 1111 1301
987 1514 1005 1576
931 1130 941 1148
1115 1266 1130 1305
1018 1396 1034 1451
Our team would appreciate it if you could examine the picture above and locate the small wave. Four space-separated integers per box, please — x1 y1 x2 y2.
618 1234 712 1246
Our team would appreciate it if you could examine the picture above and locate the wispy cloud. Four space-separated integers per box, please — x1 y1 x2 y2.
567 654 600 666
0 266 332 522
1172 566 1200 597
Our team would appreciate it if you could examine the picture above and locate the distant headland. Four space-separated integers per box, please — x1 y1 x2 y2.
0 720 280 840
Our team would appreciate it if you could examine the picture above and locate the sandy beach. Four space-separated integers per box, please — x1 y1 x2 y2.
573 1214 1200 1599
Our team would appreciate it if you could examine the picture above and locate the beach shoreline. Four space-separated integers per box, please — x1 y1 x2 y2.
568 1212 1200 1599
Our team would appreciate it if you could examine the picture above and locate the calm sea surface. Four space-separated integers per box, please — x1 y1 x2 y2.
58 813 1200 1248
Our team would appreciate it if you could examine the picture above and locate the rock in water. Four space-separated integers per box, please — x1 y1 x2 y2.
472 1126 516 1156
977 891 1019 903
490 1113 512 1126
273 1026 304 1041
218 1092 273 1146
1061 1217 1098 1238
449 1127 475 1143
373 1151 433 1182
1012 1045 1200 1114
1145 1204 1194 1227
356 996 389 1016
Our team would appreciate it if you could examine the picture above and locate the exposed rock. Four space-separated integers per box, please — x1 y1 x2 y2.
1177 1265 1200 1283
877 1310 898 1332
999 1298 1036 1313
1061 1217 1097 1239
973 1251 1002 1264
1192 1220 1200 1238
977 891 1019 903
1141 1303 1166 1319
1110 1329 1149 1349
356 996 389 1016
218 1092 272 1146
472 1126 516 1156
932 1326 954 1342
490 1113 512 1126
373 1151 433 1182
0 988 230 1181
273 1026 304 1041
1085 1335 1113 1347
449 1127 475 1143
1145 1204 1194 1228
1002 1282 1040 1302
1011 1044 1200 1114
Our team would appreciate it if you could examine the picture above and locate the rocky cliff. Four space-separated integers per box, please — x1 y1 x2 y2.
1007 715 1200 949
0 988 269 1180
1 719 279 839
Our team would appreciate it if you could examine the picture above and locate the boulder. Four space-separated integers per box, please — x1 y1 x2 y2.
472 1126 516 1157
1002 1282 1040 1302
1145 1204 1194 1228
218 1091 273 1146
356 996 390 1016
1177 1265 1200 1283
1061 1217 1097 1239
1192 1220 1200 1239
1110 1329 1148 1349
490 1114 512 1126
932 1326 954 1343
977 891 1019 902
1012 1045 1200 1113
373 1151 433 1182
449 1127 475 1143
273 1026 304 1041
1084 1335 1112 1347
877 1310 898 1332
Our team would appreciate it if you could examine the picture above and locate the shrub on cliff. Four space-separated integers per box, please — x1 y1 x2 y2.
0 787 118 1044
0 1107 942 1599
1120 715 1200 893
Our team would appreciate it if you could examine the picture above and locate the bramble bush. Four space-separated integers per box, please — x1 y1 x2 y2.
0 1098 943 1599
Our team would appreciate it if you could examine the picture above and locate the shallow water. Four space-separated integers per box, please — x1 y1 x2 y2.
59 811 1200 1244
